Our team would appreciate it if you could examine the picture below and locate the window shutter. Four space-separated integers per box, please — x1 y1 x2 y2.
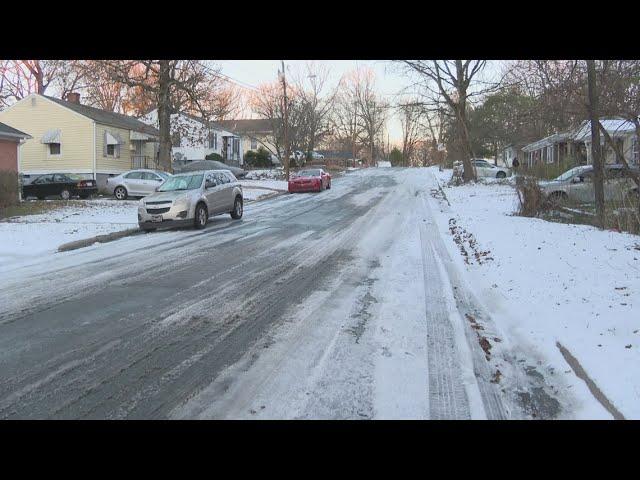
103 131 108 157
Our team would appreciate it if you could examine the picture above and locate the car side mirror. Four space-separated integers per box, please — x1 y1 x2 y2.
155 186 160 192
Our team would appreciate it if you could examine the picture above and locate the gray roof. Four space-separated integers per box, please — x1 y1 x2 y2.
0 121 31 139
522 130 577 152
216 119 275 134
44 95 159 137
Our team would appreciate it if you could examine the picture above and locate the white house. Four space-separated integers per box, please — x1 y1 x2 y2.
139 110 244 166
572 118 639 165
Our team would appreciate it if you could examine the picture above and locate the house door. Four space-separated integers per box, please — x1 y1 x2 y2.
132 140 144 168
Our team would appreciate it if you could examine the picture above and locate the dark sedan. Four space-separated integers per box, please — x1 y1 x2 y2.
22 173 98 200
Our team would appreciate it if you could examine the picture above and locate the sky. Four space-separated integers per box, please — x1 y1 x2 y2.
218 60 415 144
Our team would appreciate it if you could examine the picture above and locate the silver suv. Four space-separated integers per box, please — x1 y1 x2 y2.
138 170 243 231
539 164 639 204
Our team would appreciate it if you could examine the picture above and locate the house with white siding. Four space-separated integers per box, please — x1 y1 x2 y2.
139 110 244 167
521 118 640 168
0 93 160 189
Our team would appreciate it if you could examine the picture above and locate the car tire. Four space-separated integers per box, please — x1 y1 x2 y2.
114 186 128 200
230 196 243 219
549 191 568 206
142 228 156 233
60 189 71 200
496 171 506 179
37 196 45 200
194 203 208 229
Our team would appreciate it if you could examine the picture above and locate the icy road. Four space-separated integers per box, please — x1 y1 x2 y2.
0 168 549 419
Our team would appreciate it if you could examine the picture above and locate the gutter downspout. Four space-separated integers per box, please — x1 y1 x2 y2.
92 121 97 180
17 138 24 202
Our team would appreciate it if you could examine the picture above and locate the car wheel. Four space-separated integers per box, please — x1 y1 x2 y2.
230 196 243 219
496 171 506 179
60 189 71 200
114 186 128 200
549 191 568 206
142 228 156 233
37 196 45 200
194 203 208 229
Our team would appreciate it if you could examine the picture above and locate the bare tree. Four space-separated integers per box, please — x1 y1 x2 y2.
101 60 215 171
0 60 83 106
292 63 338 160
398 100 426 166
338 68 388 165
401 60 498 181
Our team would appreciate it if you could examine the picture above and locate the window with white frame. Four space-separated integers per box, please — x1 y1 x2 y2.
49 143 61 155
107 144 116 156
251 137 258 150
208 131 217 149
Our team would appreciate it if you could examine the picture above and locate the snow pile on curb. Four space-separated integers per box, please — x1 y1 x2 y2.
244 169 285 180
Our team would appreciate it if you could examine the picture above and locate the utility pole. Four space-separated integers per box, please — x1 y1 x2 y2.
352 100 357 169
280 60 290 181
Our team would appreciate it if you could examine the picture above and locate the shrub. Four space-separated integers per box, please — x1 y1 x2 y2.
244 147 273 168
205 152 224 162
515 175 551 217
0 170 19 209
521 157 579 180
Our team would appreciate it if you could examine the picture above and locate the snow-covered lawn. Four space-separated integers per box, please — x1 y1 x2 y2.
0 199 138 268
431 167 640 418
240 179 288 202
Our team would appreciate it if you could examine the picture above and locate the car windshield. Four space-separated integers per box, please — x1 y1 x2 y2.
66 174 84 181
555 167 589 182
296 170 321 177
158 174 203 191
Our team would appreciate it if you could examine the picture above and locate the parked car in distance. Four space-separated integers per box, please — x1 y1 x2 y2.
540 164 640 204
22 173 98 200
106 169 171 200
288 168 331 193
466 158 510 179
138 170 243 232
310 151 325 160
175 160 246 179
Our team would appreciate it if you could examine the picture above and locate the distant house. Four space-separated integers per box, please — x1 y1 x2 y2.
0 122 31 173
0 93 160 189
139 110 243 167
500 142 530 168
216 119 279 164
572 118 639 165
521 130 585 167
521 118 640 168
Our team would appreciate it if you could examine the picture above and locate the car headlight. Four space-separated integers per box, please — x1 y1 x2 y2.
174 196 190 210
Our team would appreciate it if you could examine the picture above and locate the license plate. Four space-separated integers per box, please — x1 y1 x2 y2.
151 215 163 223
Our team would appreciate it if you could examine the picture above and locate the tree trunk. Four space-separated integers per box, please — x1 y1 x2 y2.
157 60 172 172
457 103 475 182
587 60 605 229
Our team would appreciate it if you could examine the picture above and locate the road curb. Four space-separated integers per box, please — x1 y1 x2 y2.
58 228 142 252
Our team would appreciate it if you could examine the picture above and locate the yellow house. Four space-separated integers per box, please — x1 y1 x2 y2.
0 93 160 189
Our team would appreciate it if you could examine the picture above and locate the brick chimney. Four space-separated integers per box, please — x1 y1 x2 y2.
66 92 81 104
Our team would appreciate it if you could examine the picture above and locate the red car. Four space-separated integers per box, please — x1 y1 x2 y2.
288 168 332 193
